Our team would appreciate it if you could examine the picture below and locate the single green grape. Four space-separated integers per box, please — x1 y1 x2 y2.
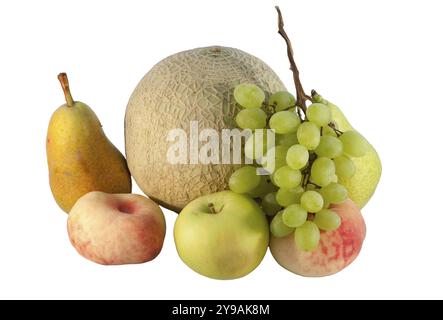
233 83 265 109
282 204 308 228
235 108 267 130
247 175 268 198
306 103 331 126
252 176 280 197
262 192 281 216
339 131 370 157
315 135 343 158
310 157 335 187
311 91 328 104
263 178 279 194
228 165 261 194
333 155 356 179
269 91 296 112
244 131 268 160
269 111 301 134
272 166 302 189
297 121 320 150
320 182 348 204
276 187 304 207
275 133 298 147
294 221 320 251
271 211 295 237
300 190 324 213
262 145 289 174
286 144 309 170
314 209 341 231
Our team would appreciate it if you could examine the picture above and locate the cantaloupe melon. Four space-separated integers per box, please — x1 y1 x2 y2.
125 46 286 212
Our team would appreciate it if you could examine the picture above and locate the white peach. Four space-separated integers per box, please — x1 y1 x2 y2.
270 199 366 277
68 191 166 265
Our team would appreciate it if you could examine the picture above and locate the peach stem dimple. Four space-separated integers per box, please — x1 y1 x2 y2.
118 202 136 214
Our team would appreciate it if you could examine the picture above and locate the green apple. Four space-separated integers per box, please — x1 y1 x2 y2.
174 191 269 280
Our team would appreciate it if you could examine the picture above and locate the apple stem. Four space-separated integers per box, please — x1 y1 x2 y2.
58 73 74 107
275 6 311 113
208 203 217 214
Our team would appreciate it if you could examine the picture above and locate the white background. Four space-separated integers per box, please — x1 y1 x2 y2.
0 0 442 299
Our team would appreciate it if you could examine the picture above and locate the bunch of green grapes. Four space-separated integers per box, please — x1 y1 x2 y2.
228 83 370 251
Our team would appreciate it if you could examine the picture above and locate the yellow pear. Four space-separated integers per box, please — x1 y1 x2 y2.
313 91 382 208
46 73 131 213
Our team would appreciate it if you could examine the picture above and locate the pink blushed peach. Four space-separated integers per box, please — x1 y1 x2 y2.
67 191 166 265
270 199 366 277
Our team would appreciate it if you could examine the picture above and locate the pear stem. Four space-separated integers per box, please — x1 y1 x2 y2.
58 73 74 107
208 203 217 214
275 6 311 113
